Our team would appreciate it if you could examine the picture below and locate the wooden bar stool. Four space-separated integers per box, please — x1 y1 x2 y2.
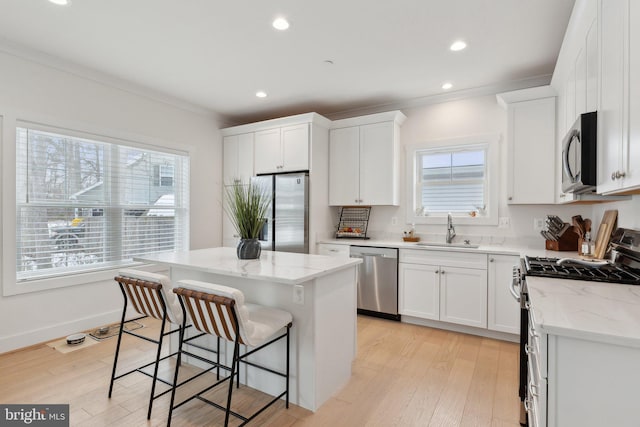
109 269 221 420
168 280 293 427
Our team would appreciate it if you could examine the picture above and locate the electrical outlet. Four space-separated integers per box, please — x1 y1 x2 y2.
498 217 511 228
391 217 398 226
293 285 304 305
533 218 545 231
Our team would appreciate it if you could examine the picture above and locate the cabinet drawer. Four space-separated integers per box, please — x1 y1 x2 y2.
399 249 487 269
528 307 547 378
317 243 350 257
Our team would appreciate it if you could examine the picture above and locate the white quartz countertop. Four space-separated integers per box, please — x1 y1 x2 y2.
527 276 640 348
318 237 567 258
134 247 362 285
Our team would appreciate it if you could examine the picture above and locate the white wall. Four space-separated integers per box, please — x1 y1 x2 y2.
359 95 594 243
0 50 222 353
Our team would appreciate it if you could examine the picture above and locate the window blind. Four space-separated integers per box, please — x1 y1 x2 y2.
16 125 189 281
417 147 486 214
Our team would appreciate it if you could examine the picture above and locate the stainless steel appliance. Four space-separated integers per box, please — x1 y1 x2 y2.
561 111 597 194
350 246 399 320
251 172 309 254
511 227 640 426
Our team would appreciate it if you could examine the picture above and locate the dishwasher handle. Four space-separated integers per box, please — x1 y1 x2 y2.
351 253 391 258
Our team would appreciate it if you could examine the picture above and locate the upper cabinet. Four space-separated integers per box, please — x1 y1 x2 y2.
552 0 640 197
329 111 406 206
254 123 310 174
598 0 640 194
222 132 254 184
497 87 557 204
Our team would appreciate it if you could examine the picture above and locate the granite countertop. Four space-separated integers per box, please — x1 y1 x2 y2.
527 276 640 348
134 247 361 285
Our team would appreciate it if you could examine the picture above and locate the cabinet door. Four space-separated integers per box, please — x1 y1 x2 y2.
254 128 282 174
585 18 599 113
399 263 439 320
236 133 254 183
507 98 556 204
598 0 627 193
359 121 397 205
626 0 640 191
329 127 360 206
487 255 520 334
439 266 487 328
281 123 309 172
575 47 587 116
223 135 239 184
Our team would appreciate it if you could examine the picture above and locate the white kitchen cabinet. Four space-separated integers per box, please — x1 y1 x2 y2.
585 18 599 113
223 133 254 185
399 262 440 320
254 123 309 174
498 88 557 204
438 265 487 328
487 254 520 334
316 243 350 257
329 111 406 206
399 249 487 328
598 0 640 194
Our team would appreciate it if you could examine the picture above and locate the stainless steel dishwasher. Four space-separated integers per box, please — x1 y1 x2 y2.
349 246 399 320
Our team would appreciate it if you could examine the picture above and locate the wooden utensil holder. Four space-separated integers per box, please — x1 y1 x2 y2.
545 227 580 251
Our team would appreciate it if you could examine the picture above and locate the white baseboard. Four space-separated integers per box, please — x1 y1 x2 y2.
401 315 519 343
0 309 122 354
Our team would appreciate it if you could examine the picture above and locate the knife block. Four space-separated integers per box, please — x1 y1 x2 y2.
545 227 580 251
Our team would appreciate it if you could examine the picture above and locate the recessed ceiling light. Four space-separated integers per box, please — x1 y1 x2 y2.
49 0 71 5
442 82 453 90
450 40 467 51
256 91 267 98
272 17 290 31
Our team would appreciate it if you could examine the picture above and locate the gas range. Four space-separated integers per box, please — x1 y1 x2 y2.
522 256 640 285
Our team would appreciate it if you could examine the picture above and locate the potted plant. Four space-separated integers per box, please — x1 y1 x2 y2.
224 180 271 259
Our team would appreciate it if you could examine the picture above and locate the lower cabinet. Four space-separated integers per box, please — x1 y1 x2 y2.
528 304 640 427
487 254 520 334
399 249 488 328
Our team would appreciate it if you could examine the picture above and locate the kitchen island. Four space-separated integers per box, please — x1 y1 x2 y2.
134 247 361 412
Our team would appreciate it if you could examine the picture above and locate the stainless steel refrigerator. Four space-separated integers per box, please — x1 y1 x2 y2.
251 172 309 254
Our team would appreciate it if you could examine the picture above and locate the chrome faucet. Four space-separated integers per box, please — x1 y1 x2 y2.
446 213 456 244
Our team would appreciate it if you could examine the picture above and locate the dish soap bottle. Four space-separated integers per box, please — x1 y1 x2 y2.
581 232 592 256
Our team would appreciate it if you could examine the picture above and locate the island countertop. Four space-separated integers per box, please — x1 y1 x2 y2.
134 246 362 285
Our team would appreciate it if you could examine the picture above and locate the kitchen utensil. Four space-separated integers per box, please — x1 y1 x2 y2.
584 218 592 233
593 210 618 259
572 215 585 238
548 215 565 230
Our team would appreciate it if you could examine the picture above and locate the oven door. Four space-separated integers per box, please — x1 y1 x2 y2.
512 263 528 426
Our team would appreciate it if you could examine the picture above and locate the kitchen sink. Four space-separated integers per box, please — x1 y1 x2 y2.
416 242 480 249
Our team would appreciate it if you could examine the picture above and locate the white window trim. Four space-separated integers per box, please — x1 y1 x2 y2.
405 133 500 226
2 112 191 296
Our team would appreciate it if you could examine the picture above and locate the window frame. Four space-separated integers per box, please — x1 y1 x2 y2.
2 117 191 296
405 133 500 226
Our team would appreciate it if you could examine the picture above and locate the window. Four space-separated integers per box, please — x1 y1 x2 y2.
15 124 189 283
406 135 499 226
417 146 486 214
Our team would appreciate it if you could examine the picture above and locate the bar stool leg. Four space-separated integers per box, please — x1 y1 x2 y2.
108 294 128 398
224 340 241 427
167 323 186 427
286 324 290 408
147 314 168 419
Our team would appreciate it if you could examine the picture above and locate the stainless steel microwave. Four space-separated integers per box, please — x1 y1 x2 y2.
561 111 597 194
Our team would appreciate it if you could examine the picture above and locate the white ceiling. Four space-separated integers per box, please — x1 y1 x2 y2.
0 0 575 124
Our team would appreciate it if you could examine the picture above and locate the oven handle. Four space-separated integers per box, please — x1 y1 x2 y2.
510 266 521 302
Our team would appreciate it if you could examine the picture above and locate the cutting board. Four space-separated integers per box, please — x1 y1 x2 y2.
593 210 618 259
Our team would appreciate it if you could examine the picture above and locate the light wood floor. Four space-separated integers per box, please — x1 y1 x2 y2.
0 316 521 426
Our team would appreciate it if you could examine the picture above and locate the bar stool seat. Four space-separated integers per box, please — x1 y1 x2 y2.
109 269 221 420
169 280 293 427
